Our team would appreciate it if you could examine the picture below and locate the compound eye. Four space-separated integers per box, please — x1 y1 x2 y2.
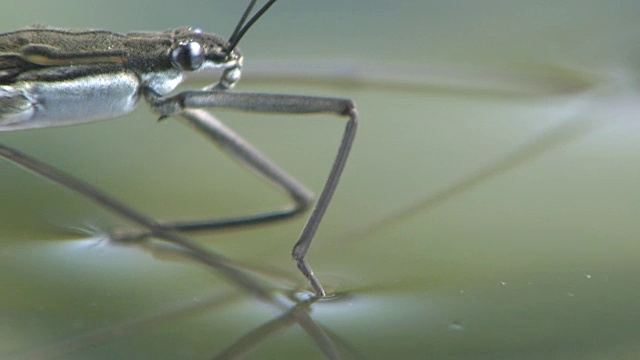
171 41 204 71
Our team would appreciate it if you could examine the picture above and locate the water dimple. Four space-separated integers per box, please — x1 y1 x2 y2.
290 290 316 303
448 321 464 331
287 289 354 304
319 291 353 302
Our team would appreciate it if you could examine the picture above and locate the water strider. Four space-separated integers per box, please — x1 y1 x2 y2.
0 0 358 297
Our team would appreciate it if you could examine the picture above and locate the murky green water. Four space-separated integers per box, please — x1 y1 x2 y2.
1 0 640 359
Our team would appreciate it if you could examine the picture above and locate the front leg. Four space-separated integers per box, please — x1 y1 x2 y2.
145 88 358 297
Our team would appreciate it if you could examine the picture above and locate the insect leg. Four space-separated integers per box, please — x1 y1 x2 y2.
150 108 315 233
0 143 280 305
147 89 358 297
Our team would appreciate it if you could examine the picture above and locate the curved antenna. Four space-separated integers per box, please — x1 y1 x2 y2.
227 0 277 52
228 0 257 44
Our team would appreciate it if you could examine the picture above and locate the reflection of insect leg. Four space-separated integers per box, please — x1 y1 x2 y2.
146 89 358 297
214 299 344 360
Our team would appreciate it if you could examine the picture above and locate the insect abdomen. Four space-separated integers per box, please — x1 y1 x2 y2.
0 71 140 131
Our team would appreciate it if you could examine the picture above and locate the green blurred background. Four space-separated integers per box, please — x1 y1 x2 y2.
2 0 640 359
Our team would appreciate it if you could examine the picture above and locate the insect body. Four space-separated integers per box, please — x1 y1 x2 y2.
0 0 358 297
0 28 240 129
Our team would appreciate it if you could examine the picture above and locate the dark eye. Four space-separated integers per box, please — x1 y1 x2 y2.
170 41 204 71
